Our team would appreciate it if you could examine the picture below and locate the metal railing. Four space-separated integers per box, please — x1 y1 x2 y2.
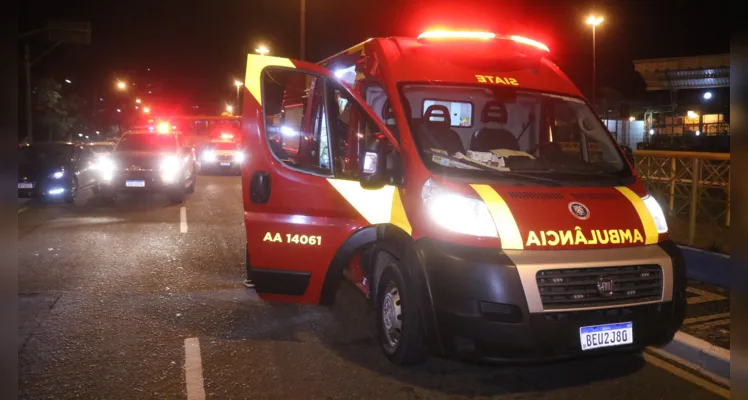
633 150 730 248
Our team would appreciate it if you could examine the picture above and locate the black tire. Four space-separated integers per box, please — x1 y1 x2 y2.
64 178 78 204
375 252 428 365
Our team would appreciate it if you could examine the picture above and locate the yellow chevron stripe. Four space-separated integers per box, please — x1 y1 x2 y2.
470 184 524 249
390 188 412 235
615 187 659 244
244 55 296 106
326 179 412 235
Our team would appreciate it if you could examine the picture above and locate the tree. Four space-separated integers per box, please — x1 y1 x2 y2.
34 77 79 141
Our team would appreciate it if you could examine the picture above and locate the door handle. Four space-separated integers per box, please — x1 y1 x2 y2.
250 171 271 204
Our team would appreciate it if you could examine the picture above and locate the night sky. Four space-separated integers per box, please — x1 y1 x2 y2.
20 0 730 114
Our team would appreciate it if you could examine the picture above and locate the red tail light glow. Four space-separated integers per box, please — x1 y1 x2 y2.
221 133 234 140
509 35 550 52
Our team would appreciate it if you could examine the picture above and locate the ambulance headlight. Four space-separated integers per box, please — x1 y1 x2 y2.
642 194 668 233
233 152 245 163
421 178 498 238
160 155 181 182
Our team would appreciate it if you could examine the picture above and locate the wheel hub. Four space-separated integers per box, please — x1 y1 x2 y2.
381 282 402 349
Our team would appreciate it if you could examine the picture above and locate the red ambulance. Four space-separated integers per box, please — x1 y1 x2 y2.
239 30 685 364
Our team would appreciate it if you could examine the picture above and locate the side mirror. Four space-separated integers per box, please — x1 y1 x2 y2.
359 136 390 190
622 146 634 165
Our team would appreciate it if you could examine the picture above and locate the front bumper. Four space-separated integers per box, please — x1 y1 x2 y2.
408 239 686 362
200 159 241 171
100 170 181 194
17 180 71 198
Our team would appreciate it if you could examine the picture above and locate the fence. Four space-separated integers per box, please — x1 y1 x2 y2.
633 150 730 251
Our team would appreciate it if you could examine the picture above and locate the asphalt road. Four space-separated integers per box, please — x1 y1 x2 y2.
18 175 725 399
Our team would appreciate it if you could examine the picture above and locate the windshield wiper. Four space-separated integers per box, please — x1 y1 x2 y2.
427 151 563 187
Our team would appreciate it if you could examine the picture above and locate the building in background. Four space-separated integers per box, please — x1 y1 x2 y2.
632 54 729 152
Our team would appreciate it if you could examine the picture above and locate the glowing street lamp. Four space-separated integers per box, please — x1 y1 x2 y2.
116 81 127 90
226 104 234 114
255 45 270 56
135 98 142 104
703 92 713 100
586 15 604 108
143 107 151 114
234 79 243 100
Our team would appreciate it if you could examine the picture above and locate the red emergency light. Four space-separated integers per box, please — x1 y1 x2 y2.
509 35 550 52
220 133 234 140
156 122 171 134
417 30 496 41
417 29 550 53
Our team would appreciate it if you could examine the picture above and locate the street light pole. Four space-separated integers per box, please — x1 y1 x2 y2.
24 43 33 143
300 0 306 60
586 15 603 111
592 24 596 108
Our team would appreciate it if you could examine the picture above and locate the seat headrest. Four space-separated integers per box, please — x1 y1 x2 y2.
423 105 451 128
382 100 395 120
482 101 508 124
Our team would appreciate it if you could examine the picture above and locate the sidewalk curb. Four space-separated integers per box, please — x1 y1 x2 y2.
647 331 730 387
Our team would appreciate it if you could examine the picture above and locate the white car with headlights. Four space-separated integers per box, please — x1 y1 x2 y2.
198 140 245 175
96 131 197 204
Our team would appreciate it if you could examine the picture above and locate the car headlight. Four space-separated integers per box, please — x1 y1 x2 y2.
642 194 668 233
97 156 116 180
50 170 64 179
421 178 498 237
160 155 181 181
233 152 245 163
202 150 216 162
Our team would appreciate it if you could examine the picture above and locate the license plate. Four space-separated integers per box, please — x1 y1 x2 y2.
220 162 231 166
18 182 34 189
125 180 146 187
580 322 633 351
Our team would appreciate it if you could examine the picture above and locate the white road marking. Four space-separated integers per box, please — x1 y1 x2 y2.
18 207 29 214
180 207 188 233
642 352 730 398
184 337 206 400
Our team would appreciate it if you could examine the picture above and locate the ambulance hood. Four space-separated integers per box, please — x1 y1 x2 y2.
467 184 659 251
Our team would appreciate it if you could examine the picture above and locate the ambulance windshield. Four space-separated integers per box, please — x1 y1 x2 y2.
400 84 631 184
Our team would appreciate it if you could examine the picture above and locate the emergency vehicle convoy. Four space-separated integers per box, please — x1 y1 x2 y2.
96 126 197 203
239 30 686 365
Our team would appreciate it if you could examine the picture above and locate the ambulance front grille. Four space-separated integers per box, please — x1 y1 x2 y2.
536 264 663 310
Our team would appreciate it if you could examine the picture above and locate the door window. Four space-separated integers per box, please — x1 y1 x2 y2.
327 81 396 181
262 69 331 176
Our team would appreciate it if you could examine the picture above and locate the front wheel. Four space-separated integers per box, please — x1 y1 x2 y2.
375 255 428 365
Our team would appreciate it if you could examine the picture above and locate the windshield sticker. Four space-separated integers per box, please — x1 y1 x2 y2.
490 149 536 159
525 227 644 247
431 154 480 170
475 75 519 86
466 150 505 168
452 152 510 171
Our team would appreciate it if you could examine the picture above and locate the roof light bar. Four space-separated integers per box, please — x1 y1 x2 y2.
417 30 496 42
509 35 550 52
